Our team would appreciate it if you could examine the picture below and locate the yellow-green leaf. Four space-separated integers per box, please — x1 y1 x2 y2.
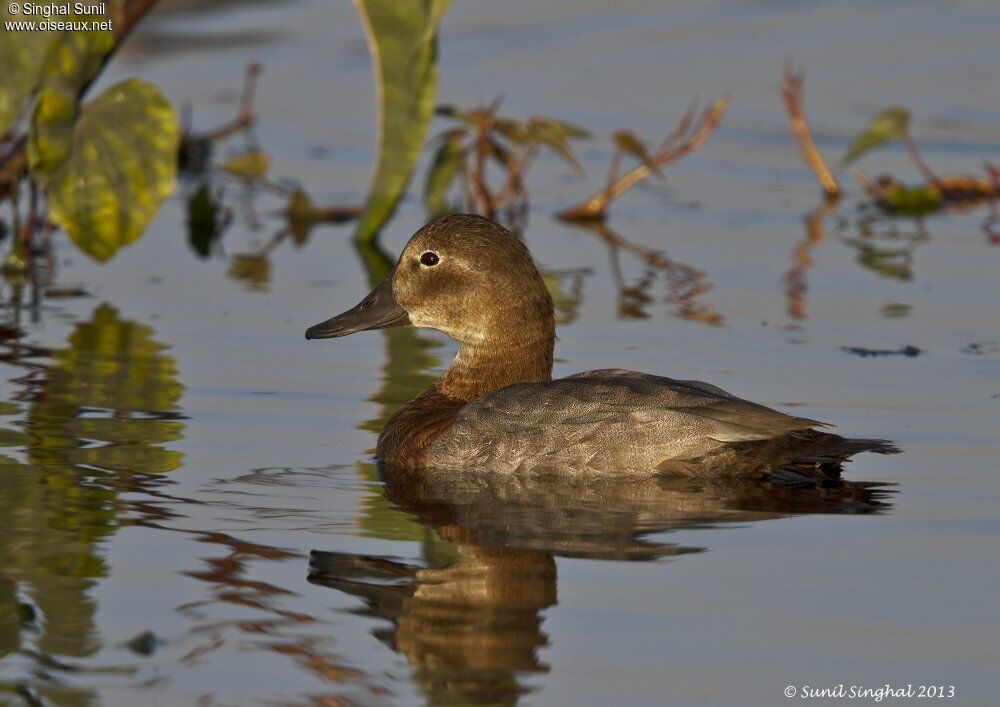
26 87 77 173
0 5 55 133
221 150 269 179
492 117 530 144
874 181 942 216
40 19 113 93
534 116 591 140
840 107 910 166
353 0 452 244
28 78 179 262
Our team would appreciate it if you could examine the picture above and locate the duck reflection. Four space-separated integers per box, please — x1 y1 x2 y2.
311 467 891 705
318 227 892 705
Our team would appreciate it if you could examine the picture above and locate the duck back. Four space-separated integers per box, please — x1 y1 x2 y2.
425 369 894 476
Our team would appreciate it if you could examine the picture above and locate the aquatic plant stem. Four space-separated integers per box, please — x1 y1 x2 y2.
900 132 940 185
556 96 729 222
780 64 840 199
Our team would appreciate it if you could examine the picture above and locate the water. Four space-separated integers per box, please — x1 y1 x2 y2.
2 1 998 705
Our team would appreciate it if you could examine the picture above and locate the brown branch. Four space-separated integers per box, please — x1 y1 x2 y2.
469 104 499 217
496 144 536 223
780 63 840 199
556 96 729 222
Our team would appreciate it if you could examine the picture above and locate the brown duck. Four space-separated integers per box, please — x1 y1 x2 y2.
306 214 896 478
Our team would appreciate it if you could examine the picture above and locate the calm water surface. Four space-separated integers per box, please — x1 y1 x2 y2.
1 1 998 705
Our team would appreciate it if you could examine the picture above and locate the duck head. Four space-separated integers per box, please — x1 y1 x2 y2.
305 214 555 347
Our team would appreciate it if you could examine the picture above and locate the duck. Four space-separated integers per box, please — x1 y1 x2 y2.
306 214 897 478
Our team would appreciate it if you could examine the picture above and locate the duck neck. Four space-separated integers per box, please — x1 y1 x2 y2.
434 327 554 403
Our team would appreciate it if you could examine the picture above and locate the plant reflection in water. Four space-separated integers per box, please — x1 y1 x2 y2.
0 304 184 705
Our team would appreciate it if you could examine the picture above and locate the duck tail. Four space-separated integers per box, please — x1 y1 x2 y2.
768 433 900 487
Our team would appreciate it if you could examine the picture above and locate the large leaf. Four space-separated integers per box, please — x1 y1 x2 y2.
353 0 452 244
0 6 55 133
28 78 179 262
840 107 910 166
39 17 114 93
0 4 114 134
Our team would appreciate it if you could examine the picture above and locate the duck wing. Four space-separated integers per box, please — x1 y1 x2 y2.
427 368 827 473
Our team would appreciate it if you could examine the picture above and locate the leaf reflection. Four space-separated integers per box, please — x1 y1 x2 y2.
0 303 184 701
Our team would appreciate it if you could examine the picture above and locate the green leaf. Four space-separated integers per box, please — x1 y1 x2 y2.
534 116 591 140
353 0 452 244
423 136 462 217
25 87 78 175
613 129 662 178
528 117 584 175
878 184 942 216
840 107 910 166
0 6 113 134
221 150 269 179
28 78 179 262
492 117 530 144
187 183 220 258
0 5 55 133
40 20 114 93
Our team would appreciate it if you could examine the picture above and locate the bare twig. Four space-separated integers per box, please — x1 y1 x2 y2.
900 133 940 185
780 63 840 199
199 63 262 143
469 99 502 216
556 96 729 222
496 144 535 226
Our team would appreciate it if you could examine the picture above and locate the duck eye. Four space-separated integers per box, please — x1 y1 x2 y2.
419 251 440 267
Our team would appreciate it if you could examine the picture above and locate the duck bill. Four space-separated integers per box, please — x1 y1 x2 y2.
305 275 410 339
